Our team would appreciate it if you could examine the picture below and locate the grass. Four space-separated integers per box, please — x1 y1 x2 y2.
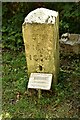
2 50 80 119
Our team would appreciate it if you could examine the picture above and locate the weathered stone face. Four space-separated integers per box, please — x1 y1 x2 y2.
22 8 59 84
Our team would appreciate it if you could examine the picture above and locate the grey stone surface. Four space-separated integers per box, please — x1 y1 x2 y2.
60 33 80 54
60 33 80 45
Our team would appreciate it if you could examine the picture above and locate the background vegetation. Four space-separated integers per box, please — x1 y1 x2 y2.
2 2 80 51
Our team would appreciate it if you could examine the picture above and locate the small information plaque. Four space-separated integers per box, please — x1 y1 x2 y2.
28 73 52 90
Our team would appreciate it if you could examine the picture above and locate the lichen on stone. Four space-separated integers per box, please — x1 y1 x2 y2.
24 8 58 24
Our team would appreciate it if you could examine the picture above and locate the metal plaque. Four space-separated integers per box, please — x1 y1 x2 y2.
28 73 52 90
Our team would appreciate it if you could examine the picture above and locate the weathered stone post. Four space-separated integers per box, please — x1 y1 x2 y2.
22 8 59 84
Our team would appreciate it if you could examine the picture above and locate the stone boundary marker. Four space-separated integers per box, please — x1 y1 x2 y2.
22 8 59 85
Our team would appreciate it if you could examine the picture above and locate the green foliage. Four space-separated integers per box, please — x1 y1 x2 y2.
2 2 80 50
2 3 28 50
59 2 80 35
2 50 28 92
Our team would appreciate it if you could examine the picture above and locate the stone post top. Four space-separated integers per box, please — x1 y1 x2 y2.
24 8 58 24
